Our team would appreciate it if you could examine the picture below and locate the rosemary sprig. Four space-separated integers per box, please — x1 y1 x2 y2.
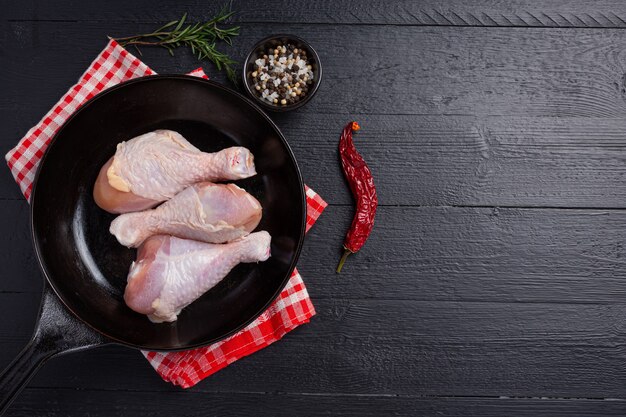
112 7 240 83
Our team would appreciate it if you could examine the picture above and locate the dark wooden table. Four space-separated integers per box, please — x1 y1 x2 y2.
3 1 626 415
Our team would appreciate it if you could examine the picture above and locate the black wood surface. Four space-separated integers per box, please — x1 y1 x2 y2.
2 0 626 416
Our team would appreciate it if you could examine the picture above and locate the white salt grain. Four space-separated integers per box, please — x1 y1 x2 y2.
249 42 316 106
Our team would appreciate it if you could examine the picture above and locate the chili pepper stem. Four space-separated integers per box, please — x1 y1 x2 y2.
336 248 352 273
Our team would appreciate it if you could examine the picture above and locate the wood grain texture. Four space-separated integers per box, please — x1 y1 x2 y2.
6 204 626 306
5 22 626 119
301 206 626 303
5 390 626 417
5 23 626 206
7 112 626 207
7 0 626 28
257 115 626 207
3 0 626 415
2 294 626 398
0 201 41 293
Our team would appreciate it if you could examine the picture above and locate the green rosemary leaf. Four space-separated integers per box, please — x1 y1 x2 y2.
157 19 179 32
174 13 187 32
113 6 239 83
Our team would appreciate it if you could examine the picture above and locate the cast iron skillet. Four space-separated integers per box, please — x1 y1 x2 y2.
0 75 305 413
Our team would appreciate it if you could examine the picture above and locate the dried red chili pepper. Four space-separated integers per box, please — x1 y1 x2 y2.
336 121 378 273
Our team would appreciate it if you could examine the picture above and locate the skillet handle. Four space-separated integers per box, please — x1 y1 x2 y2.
0 283 109 414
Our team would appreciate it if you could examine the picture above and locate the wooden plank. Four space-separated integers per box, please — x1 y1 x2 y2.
267 115 626 207
5 1 626 414
5 204 626 305
5 23 626 119
5 390 626 417
0 293 39 359
5 24 626 206
299 206 626 303
7 111 626 208
0 200 42 293
2 293 626 398
6 0 626 28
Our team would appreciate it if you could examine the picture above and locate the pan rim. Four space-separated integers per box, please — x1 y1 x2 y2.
29 74 307 351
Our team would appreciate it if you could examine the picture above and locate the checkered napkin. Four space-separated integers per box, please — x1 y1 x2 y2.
5 40 327 388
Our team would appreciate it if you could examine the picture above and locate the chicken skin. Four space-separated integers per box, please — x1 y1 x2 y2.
94 130 256 213
124 231 272 322
110 182 262 248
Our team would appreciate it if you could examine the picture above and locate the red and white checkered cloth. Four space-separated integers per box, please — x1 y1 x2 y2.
5 40 327 388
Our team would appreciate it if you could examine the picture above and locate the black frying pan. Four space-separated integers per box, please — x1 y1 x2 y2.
0 75 305 413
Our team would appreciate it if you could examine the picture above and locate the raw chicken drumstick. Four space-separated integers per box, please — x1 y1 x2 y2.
110 182 262 248
124 231 272 323
94 130 256 213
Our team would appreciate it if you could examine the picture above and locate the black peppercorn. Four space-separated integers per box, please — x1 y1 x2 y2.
249 42 315 106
